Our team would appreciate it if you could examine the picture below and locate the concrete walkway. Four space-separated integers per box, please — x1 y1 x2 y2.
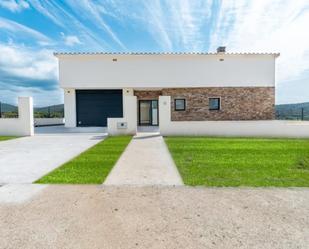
104 132 183 186
0 127 106 184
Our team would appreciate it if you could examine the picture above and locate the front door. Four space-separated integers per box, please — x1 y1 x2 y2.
139 100 158 126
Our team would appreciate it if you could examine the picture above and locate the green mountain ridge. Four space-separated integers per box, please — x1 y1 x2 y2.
276 102 309 111
0 103 18 112
0 103 64 113
35 104 64 113
276 102 309 120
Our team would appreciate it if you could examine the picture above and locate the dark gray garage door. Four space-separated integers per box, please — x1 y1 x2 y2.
76 90 123 127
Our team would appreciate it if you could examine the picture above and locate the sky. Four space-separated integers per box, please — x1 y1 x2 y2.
0 0 308 107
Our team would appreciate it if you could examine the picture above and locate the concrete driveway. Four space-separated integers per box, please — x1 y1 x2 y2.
0 185 308 249
0 126 106 184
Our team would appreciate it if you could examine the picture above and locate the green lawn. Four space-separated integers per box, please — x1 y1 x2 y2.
165 137 309 187
36 136 132 184
0 136 17 141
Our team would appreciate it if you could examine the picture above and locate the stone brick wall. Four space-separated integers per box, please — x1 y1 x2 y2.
161 87 275 121
134 90 162 100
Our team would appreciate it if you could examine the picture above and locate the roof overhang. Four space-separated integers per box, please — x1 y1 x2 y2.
54 52 280 58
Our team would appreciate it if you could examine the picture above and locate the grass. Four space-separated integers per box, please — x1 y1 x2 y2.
165 137 309 187
36 136 132 184
0 136 17 141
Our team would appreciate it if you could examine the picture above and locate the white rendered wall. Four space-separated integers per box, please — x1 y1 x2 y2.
34 118 64 127
58 54 276 89
159 96 309 138
0 97 34 136
64 88 76 127
108 89 137 135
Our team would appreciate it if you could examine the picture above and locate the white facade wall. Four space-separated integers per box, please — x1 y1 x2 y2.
159 96 309 138
108 89 137 135
57 54 276 89
56 53 279 131
0 97 34 136
63 88 76 127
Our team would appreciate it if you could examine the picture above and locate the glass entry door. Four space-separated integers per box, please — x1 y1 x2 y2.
139 100 159 126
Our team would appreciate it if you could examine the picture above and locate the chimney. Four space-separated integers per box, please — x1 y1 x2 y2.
217 46 226 53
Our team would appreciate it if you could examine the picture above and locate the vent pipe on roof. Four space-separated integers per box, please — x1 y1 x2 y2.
217 46 226 53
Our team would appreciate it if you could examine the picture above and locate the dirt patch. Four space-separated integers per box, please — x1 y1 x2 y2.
0 185 308 249
297 156 309 170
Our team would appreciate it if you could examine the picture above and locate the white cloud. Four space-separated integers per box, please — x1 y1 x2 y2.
0 82 63 107
276 75 309 104
139 0 212 51
64 0 127 50
0 42 57 81
64 35 82 46
60 33 82 46
0 16 52 45
143 0 173 51
210 0 309 84
27 0 213 51
0 42 60 106
0 0 29 12
167 0 212 51
28 0 108 50
28 0 64 27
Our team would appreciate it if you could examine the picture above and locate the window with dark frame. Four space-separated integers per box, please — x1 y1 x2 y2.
174 99 186 111
209 98 220 110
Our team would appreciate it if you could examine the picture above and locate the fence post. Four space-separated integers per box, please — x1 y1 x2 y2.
301 108 304 121
0 101 2 118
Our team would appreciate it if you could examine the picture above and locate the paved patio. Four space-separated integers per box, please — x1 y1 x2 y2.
0 185 308 249
104 132 183 186
0 126 106 184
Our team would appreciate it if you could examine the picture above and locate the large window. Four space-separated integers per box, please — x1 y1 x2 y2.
209 98 220 110
174 99 186 111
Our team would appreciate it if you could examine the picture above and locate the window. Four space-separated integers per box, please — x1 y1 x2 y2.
209 98 220 110
174 99 186 111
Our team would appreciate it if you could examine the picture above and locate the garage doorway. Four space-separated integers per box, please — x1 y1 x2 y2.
76 90 123 127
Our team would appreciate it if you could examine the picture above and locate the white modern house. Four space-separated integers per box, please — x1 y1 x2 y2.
54 47 308 137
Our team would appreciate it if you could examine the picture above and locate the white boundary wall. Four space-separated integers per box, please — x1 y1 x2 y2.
159 96 309 138
0 97 34 136
108 89 137 135
34 118 64 127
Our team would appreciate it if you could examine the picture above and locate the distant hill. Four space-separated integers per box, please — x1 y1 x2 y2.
276 102 309 120
35 104 64 113
276 102 309 111
0 103 64 113
34 104 64 118
0 103 18 112
0 103 64 118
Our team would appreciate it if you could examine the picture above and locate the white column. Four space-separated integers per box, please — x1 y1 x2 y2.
64 88 76 127
159 96 171 135
18 96 34 136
